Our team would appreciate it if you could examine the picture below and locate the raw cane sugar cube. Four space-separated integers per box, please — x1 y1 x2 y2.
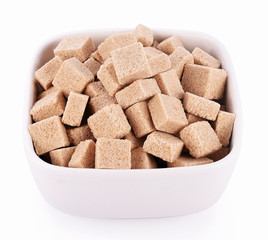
208 147 230 161
111 43 152 85
169 47 194 79
144 46 162 58
115 78 160 109
192 47 221 68
157 35 184 55
148 93 188 134
152 40 159 48
87 104 131 139
186 113 205 124
62 91 89 126
123 131 144 150
131 148 157 169
98 32 137 61
168 154 213 167
37 86 58 100
145 48 171 77
35 56 63 90
91 50 103 63
88 93 117 113
30 91 66 122
183 92 220 121
97 58 123 96
52 57 94 97
68 140 95 168
95 138 131 169
66 125 95 145
28 116 70 155
97 37 116 61
54 36 95 62
143 131 184 163
180 121 222 158
134 24 153 47
83 81 107 98
110 32 137 48
84 57 101 77
125 101 155 138
49 146 76 167
154 69 184 99
214 110 235 147
144 47 171 76
182 64 227 100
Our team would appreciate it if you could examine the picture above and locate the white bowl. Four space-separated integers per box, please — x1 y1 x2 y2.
23 29 242 218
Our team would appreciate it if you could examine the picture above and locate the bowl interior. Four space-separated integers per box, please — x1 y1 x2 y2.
24 29 242 171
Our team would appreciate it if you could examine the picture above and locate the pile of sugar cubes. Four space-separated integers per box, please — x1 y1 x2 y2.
29 24 235 169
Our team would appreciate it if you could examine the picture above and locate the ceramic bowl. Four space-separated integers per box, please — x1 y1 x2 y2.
23 29 242 218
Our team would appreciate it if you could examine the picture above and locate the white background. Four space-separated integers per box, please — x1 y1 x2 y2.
0 0 267 239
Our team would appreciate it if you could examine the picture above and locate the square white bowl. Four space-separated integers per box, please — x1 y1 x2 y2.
23 29 242 218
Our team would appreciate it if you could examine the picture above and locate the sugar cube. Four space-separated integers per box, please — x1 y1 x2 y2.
95 138 131 169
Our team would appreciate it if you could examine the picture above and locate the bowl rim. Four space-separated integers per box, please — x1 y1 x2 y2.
23 28 243 174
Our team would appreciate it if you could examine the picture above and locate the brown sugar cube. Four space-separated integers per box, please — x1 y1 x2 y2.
152 40 159 48
83 81 107 98
192 47 221 68
143 131 184 163
180 121 222 158
52 57 94 97
168 154 213 167
68 140 95 168
37 86 58 100
169 47 194 79
87 104 131 139
214 110 235 147
182 64 227 100
144 46 162 58
62 91 89 126
186 113 205 124
49 146 76 167
30 91 66 122
123 131 144 150
95 138 131 169
125 101 155 138
208 147 230 161
35 56 63 90
97 38 115 61
115 78 160 109
67 125 95 145
111 43 152 85
154 69 184 99
144 47 171 76
84 57 101 77
148 93 188 134
183 92 220 121
131 148 157 169
54 36 95 62
98 32 137 61
91 50 103 63
97 58 123 96
89 93 117 113
134 24 153 47
157 35 184 55
28 116 70 155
